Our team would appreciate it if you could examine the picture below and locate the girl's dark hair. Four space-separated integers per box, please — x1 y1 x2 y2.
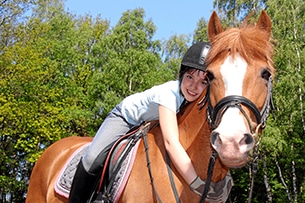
179 66 196 82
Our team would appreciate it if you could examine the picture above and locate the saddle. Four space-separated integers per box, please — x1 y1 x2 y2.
54 122 152 202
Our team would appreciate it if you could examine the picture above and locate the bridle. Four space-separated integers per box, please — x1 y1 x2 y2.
207 75 274 133
197 45 274 202
198 75 274 203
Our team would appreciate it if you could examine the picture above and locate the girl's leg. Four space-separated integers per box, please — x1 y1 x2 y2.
83 112 133 173
69 106 133 203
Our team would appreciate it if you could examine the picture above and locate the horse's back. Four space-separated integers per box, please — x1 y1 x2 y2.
26 136 92 203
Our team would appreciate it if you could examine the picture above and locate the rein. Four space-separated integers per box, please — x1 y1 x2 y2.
198 150 218 203
144 141 218 203
142 123 163 203
163 150 218 203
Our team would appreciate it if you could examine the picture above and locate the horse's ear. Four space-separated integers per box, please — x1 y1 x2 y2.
208 11 223 42
256 10 272 39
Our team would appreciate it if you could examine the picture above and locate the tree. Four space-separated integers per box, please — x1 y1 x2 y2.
0 1 112 201
161 34 190 78
0 0 35 49
89 8 173 120
193 17 209 43
265 0 305 202
213 0 267 22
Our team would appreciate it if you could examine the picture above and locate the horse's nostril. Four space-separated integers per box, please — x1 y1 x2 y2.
242 133 254 145
210 131 221 145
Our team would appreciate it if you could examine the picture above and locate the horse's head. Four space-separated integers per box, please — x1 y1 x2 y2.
206 11 275 168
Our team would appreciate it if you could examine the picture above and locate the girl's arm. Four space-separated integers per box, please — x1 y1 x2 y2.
158 105 197 185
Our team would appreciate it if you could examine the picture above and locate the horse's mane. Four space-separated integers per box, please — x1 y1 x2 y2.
207 20 275 72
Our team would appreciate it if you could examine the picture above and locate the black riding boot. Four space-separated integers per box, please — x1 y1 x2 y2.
68 160 98 203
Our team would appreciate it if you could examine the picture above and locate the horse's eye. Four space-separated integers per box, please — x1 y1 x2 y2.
206 71 215 81
261 69 271 81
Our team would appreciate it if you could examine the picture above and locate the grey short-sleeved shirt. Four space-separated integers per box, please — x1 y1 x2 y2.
120 80 184 126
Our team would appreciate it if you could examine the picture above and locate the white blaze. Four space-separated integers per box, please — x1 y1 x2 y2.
213 54 250 153
220 54 247 96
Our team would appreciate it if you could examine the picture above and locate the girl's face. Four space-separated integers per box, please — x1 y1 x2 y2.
181 69 208 102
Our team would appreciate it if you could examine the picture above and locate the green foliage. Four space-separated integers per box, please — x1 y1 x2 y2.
266 0 305 202
193 17 209 43
214 0 267 22
0 0 35 49
161 34 190 78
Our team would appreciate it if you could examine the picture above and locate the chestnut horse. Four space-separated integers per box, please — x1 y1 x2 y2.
26 11 275 203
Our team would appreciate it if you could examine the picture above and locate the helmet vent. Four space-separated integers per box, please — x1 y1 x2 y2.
199 44 211 65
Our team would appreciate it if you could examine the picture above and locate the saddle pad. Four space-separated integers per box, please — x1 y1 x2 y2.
54 142 91 198
54 140 141 201
109 139 140 203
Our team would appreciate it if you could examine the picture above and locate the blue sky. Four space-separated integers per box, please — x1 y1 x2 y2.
65 0 214 40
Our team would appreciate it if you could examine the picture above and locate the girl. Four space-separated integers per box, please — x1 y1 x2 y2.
69 42 213 202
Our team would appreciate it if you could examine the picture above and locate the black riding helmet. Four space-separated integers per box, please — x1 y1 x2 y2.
179 42 211 81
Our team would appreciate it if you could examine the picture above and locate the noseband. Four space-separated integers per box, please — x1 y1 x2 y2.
206 76 274 134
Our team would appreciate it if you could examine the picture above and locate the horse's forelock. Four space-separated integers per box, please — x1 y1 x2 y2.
207 24 275 73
